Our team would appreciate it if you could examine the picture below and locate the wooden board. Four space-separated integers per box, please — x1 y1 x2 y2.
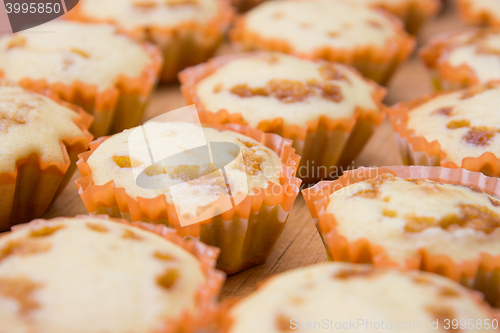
43 4 466 301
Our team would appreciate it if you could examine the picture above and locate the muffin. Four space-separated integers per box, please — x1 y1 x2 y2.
0 215 224 333
458 0 500 27
0 20 162 137
388 83 500 176
0 81 92 232
75 120 301 274
355 0 441 34
230 0 415 85
222 263 498 333
421 27 500 91
303 166 500 306
180 52 386 182
65 0 233 82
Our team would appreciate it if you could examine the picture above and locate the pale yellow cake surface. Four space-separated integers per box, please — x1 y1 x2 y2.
242 0 403 53
78 0 221 29
228 262 495 333
0 82 84 174
326 174 500 264
0 21 151 91
87 122 282 215
406 85 500 165
194 53 382 127
0 216 206 333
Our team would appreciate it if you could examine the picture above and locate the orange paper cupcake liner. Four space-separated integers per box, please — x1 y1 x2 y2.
1 41 163 137
457 0 500 27
230 12 415 85
388 90 500 177
65 0 233 82
371 0 440 34
0 99 93 232
75 123 302 275
11 214 225 333
302 165 500 307
179 53 387 183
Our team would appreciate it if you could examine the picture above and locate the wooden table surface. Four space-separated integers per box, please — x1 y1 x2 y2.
44 4 466 301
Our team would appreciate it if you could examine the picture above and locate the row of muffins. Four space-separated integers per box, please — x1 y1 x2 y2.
1 94 500 329
1 0 500 269
2 168 500 332
2 0 500 331
0 0 405 232
180 50 500 177
0 0 418 138
6 53 500 272
0 0 498 178
0 0 499 265
234 0 500 29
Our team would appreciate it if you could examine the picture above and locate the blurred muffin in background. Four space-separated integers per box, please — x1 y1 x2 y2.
0 215 224 333
389 83 500 176
0 21 162 137
0 81 92 231
66 0 233 82
458 0 500 27
222 262 498 333
421 27 500 90
355 0 440 34
180 52 386 182
230 0 415 85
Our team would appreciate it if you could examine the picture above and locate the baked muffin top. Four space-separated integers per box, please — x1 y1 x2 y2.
422 28 500 85
87 122 282 214
0 216 206 333
0 82 84 174
0 21 152 91
228 262 495 333
238 0 407 53
192 53 384 127
326 173 500 264
405 84 500 165
76 0 222 29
